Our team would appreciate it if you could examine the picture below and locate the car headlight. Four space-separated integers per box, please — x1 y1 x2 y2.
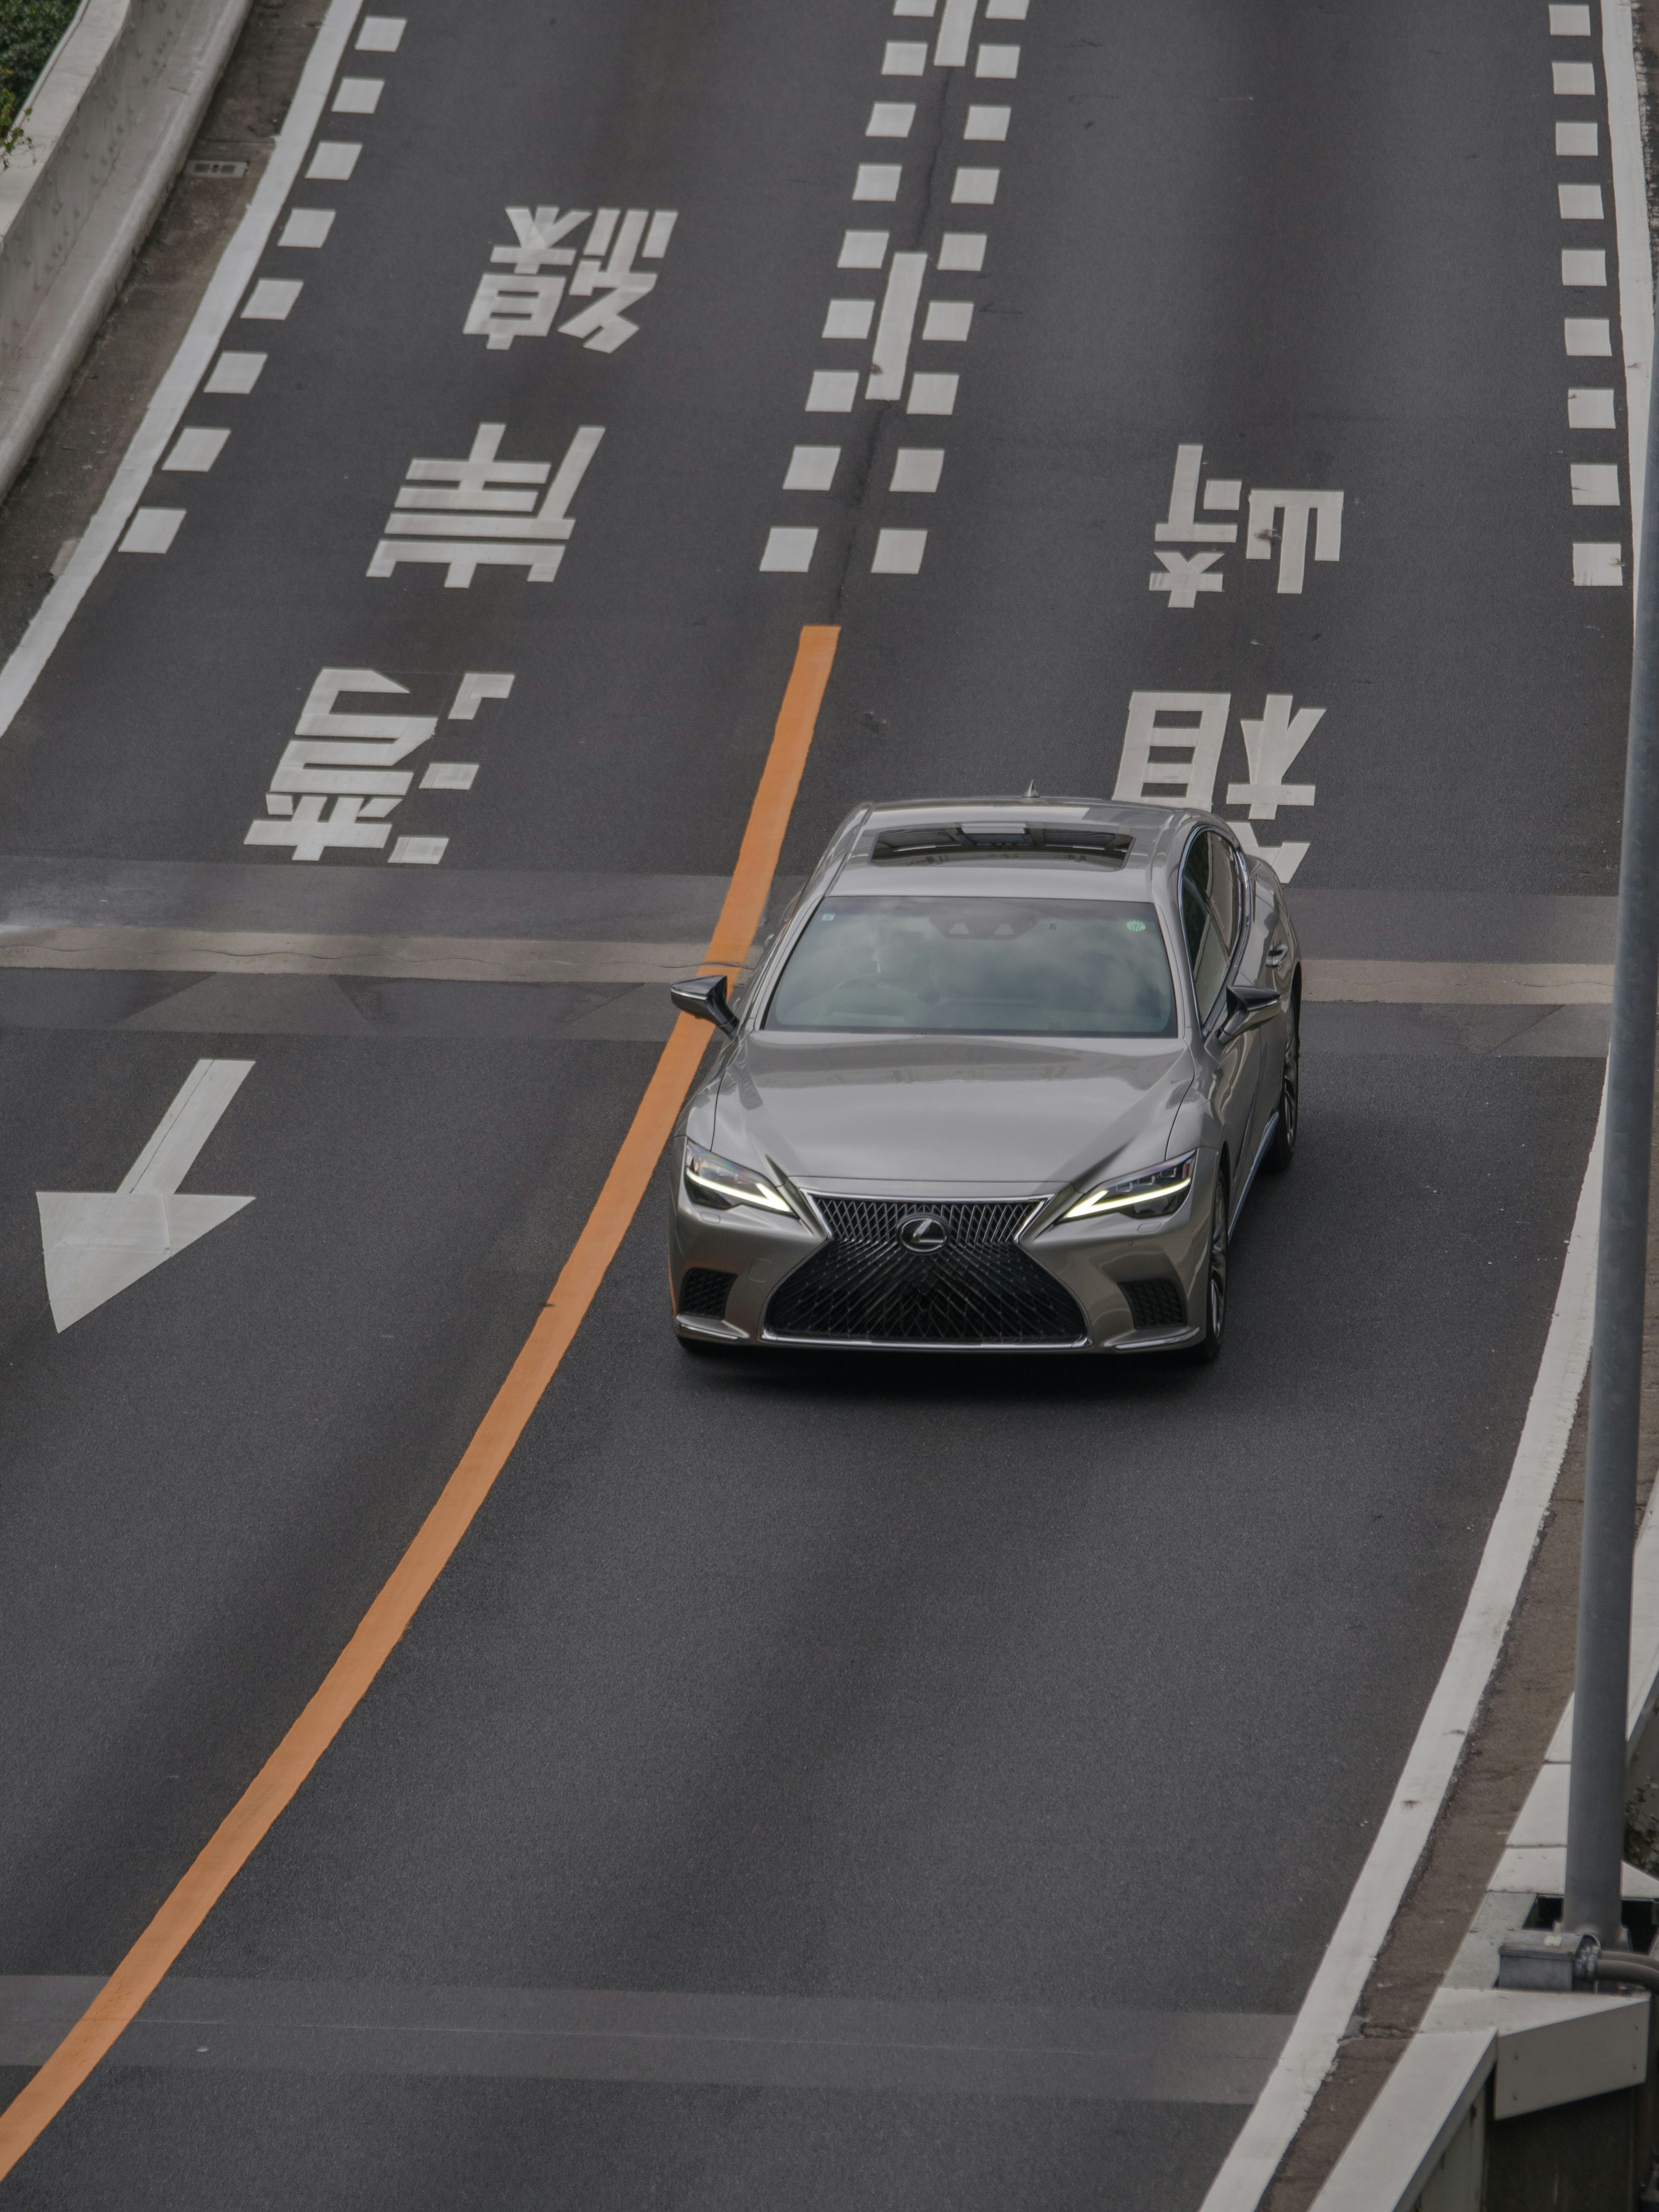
683 1142 799 1217
1062 1151 1196 1222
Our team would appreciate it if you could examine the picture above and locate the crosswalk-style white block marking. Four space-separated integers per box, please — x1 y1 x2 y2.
868 103 915 134
1550 3 1591 29
894 0 935 14
761 527 817 572
332 77 383 112
1569 387 1617 427
965 104 1009 139
985 0 1028 15
162 428 229 472
119 508 185 554
1571 463 1620 504
390 836 447 864
824 300 875 338
1558 184 1604 218
855 164 902 200
307 142 360 180
1553 60 1595 92
784 446 839 490
923 301 973 340
891 448 943 491
976 43 1019 74
873 528 927 573
242 279 302 319
1574 542 1623 585
279 208 336 248
908 372 959 413
356 14 405 48
952 167 998 203
420 762 477 789
1561 248 1607 285
938 231 986 270
884 41 927 71
204 351 264 394
1557 121 1598 153
807 369 859 410
841 230 888 268
1565 317 1612 353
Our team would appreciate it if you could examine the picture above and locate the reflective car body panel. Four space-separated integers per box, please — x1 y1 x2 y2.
668 796 1300 1353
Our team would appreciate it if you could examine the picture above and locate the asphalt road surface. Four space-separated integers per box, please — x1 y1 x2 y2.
0 0 1630 2204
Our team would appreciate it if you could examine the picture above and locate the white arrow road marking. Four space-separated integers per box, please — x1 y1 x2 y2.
37 1060 255 1332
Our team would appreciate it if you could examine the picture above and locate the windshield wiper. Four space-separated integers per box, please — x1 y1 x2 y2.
871 822 1133 864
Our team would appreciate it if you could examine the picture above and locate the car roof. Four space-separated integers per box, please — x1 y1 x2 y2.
827 796 1212 901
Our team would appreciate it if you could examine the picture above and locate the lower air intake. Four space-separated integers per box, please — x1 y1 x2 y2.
765 1197 1087 1347
678 1268 737 1320
1121 1278 1185 1332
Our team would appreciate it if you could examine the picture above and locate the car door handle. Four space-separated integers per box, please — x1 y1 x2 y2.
1266 942 1288 967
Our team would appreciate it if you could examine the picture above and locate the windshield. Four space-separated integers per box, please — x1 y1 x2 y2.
764 895 1178 1036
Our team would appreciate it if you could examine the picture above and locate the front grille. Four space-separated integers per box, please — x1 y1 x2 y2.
1121 1278 1185 1332
678 1267 736 1320
764 1196 1087 1347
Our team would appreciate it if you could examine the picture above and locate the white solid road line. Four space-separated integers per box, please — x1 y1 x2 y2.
1199 1098 1606 2212
0 927 710 984
36 1060 256 1332
1303 958 1612 1003
0 0 368 746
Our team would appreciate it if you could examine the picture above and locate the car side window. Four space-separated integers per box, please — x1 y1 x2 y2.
1180 838 1230 1022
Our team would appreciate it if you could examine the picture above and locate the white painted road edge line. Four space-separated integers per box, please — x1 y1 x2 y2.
1604 0 1651 581
1198 1094 1606 2212
0 0 367 744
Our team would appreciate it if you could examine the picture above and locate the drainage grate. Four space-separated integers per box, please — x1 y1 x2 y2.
765 1197 1087 1346
678 1268 737 1320
1121 1278 1186 1332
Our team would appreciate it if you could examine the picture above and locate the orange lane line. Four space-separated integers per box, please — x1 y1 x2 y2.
0 622 839 2182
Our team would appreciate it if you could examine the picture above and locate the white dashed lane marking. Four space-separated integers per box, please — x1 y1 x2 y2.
203 353 264 394
278 209 337 248
161 431 230 474
306 142 360 180
241 280 303 321
117 511 186 556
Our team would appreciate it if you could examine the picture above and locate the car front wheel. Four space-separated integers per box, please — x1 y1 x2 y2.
1190 1173 1228 1364
1265 999 1299 1173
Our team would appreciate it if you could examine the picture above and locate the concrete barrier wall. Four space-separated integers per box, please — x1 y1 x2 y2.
0 0 251 499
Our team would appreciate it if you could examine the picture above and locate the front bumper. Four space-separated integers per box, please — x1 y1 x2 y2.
668 1159 1217 1353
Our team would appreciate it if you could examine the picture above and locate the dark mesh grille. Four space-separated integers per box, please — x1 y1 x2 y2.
1121 1278 1185 1331
678 1268 737 1319
765 1197 1087 1347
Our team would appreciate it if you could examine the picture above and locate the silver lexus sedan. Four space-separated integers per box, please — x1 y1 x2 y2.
667 797 1300 1360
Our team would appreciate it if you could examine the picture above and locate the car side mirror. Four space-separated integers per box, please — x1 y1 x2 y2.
671 973 739 1035
1220 982 1279 1040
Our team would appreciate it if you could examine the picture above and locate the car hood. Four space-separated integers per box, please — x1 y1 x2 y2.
713 1031 1193 1196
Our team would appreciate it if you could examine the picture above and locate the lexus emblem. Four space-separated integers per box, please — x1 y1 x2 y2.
898 1213 948 1254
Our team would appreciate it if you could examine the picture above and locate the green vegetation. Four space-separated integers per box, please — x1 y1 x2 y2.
0 0 79 163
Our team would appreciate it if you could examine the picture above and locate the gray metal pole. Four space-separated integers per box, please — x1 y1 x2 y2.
1564 309 1659 1942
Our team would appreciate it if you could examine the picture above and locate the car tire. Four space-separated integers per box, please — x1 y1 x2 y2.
1264 995 1300 1174
1189 1173 1228 1364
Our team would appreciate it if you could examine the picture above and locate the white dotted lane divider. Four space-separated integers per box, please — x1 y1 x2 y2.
760 0 1027 580
117 15 408 556
1552 3 1625 588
